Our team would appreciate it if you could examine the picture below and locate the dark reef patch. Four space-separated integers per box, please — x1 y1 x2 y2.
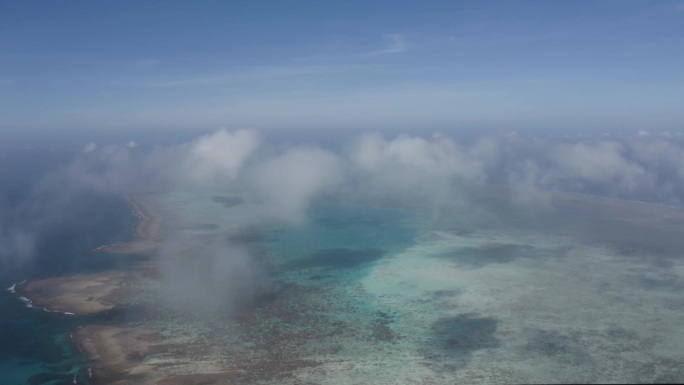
427 313 500 357
626 271 684 292
286 248 385 270
434 243 573 268
176 223 220 231
27 372 75 385
212 196 243 208
371 311 400 343
431 289 462 299
227 228 264 244
316 215 390 230
522 329 593 366
434 243 533 267
605 325 638 340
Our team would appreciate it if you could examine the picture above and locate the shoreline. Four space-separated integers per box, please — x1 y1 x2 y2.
7 280 77 315
95 194 161 255
12 272 132 315
7 194 159 316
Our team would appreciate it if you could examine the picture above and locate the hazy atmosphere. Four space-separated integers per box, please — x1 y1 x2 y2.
1 1 684 145
2 1 684 385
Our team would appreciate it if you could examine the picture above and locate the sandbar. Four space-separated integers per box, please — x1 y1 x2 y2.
15 271 131 315
97 195 161 255
75 325 159 385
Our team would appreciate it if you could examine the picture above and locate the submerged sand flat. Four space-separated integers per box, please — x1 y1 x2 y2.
16 272 131 315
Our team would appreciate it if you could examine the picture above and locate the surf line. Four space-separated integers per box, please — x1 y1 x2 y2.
7 280 76 316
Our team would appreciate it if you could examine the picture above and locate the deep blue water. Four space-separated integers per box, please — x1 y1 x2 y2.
0 149 137 385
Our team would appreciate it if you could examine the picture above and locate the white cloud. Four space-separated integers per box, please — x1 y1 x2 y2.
13 128 684 313
249 146 342 224
177 128 261 185
367 33 411 56
81 142 98 153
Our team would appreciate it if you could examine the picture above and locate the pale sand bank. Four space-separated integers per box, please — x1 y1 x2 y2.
16 272 131 315
75 325 265 385
75 326 158 385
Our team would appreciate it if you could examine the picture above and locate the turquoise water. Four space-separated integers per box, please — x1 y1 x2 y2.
6 177 684 383
146 188 684 383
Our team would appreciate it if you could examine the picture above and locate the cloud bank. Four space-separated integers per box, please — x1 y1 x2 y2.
4 128 684 311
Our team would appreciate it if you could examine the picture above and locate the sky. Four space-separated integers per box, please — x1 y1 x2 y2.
1 0 683 144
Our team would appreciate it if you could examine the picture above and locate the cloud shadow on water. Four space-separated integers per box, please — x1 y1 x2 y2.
316 215 391 230
285 248 386 270
433 243 533 268
521 329 594 367
212 195 244 208
175 223 221 231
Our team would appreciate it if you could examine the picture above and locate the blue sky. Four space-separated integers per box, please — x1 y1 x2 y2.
1 0 683 143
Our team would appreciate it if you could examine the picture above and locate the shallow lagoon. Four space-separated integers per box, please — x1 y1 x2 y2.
6 185 684 384
137 188 684 384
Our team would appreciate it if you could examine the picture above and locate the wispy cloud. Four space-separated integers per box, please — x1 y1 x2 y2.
366 33 411 56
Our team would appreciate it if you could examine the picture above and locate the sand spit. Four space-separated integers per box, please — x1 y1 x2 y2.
97 195 161 255
74 323 313 385
15 272 132 315
75 326 159 385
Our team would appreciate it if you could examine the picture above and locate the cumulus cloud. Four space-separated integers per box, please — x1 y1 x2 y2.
157 234 263 312
81 142 98 153
175 128 260 186
7 128 684 310
346 133 498 214
249 146 342 224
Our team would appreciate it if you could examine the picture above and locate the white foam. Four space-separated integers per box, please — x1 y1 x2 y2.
9 282 76 315
18 296 32 307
